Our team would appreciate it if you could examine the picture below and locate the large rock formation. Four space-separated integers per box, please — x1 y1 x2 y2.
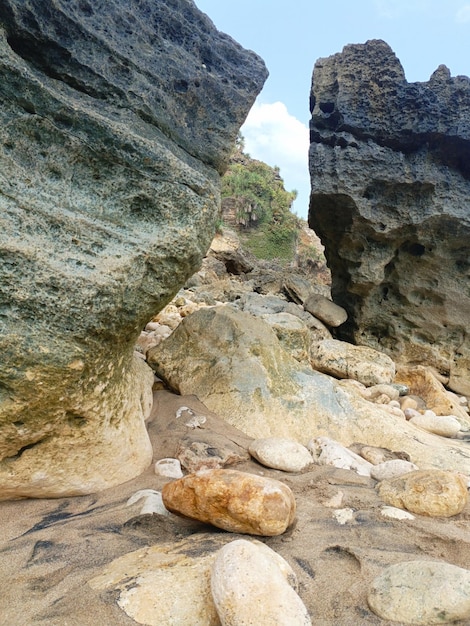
308 40 470 395
0 0 267 498
148 306 470 475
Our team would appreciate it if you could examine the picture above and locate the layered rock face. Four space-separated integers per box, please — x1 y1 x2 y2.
308 40 470 395
0 0 267 498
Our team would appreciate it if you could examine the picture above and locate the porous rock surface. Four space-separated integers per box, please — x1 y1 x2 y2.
0 0 267 498
309 39 470 395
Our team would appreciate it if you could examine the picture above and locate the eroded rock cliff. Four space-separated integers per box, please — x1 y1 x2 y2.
0 0 267 498
309 40 470 395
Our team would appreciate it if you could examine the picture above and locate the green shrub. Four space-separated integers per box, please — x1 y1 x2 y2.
221 135 300 263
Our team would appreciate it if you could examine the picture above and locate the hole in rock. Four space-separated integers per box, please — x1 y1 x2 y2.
403 242 425 257
319 102 335 114
174 79 189 93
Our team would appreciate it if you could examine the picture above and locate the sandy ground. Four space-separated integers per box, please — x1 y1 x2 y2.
1 389 470 625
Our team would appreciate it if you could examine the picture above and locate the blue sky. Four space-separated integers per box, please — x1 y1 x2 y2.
195 0 470 218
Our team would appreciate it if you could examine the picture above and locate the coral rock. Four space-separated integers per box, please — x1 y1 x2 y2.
309 39 470 396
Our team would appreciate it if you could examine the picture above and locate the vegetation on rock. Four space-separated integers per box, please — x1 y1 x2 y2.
220 135 302 262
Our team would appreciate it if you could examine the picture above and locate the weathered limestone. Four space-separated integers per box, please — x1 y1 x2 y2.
396 366 470 427
368 561 470 624
0 0 267 497
211 540 311 625
309 339 396 386
148 306 470 474
89 538 221 626
161 469 297 536
309 39 470 395
377 470 468 517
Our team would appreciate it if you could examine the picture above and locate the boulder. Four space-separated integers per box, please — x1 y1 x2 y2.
211 540 311 625
161 469 297 536
248 437 313 472
208 228 254 274
368 561 470 624
377 469 468 517
408 411 462 438
303 294 348 327
148 306 470 475
309 339 396 386
89 537 222 626
370 459 418 482
308 436 373 476
0 0 267 498
260 312 312 362
309 39 470 396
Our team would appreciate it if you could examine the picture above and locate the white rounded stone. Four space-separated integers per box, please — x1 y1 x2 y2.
211 539 311 625
409 411 461 437
380 506 415 520
126 489 169 516
368 560 470 624
154 457 184 478
248 437 313 472
371 459 419 482
308 437 373 476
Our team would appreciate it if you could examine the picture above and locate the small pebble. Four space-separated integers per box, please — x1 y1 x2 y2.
333 508 355 525
126 489 169 516
399 396 418 411
155 458 184 478
391 383 409 396
380 506 415 520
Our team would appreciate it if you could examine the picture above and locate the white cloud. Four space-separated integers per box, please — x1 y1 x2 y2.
373 0 441 19
374 0 403 18
241 101 310 218
456 4 470 22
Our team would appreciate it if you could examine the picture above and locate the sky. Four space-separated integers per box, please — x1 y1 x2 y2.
195 0 470 219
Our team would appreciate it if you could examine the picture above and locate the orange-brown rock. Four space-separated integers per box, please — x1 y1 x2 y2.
162 469 296 536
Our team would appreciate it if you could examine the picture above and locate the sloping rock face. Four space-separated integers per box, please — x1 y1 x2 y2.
148 306 470 475
0 0 267 498
308 39 470 395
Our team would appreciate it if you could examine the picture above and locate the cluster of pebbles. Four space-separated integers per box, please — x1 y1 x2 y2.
143 426 469 624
